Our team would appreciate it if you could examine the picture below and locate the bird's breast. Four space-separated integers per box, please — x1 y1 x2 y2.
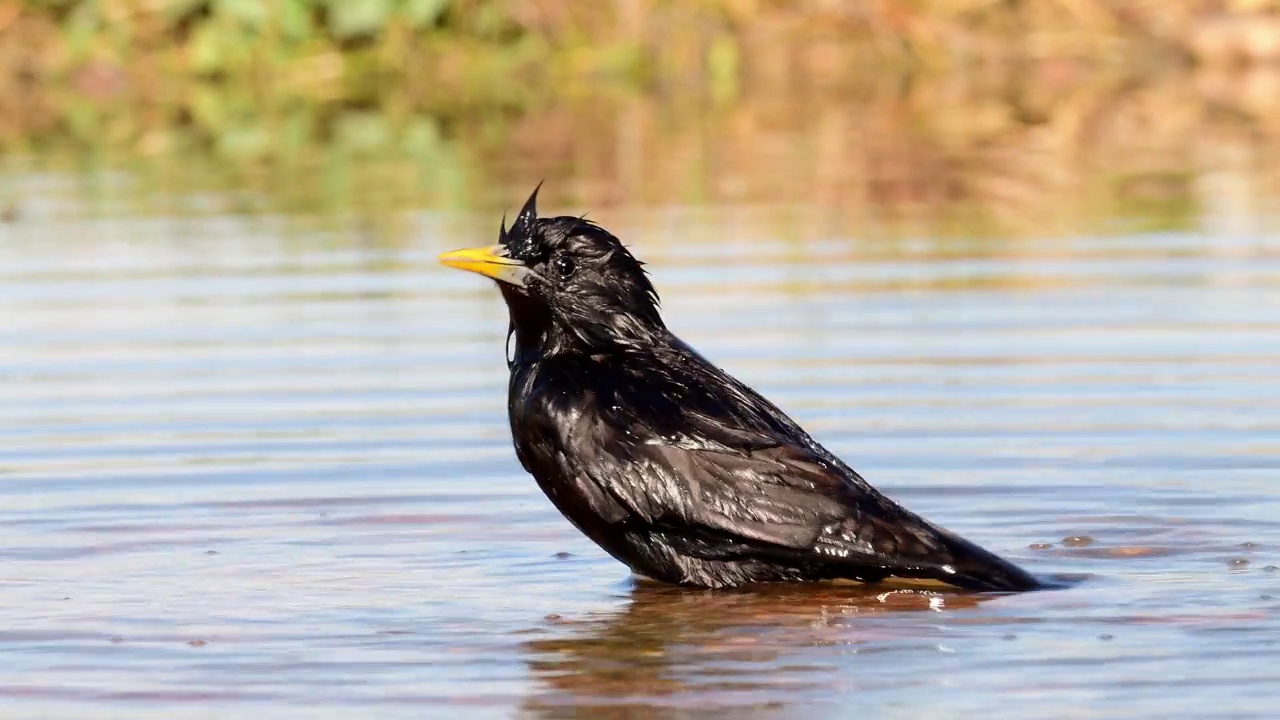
506 361 649 563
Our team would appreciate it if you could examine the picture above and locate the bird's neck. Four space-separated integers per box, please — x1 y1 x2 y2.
501 288 667 364
520 322 668 362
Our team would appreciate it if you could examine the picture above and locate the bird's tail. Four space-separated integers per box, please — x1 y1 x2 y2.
928 529 1043 592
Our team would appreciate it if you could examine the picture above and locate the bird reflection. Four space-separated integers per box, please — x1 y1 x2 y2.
519 580 999 720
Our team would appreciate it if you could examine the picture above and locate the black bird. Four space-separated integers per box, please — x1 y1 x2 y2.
439 187 1042 592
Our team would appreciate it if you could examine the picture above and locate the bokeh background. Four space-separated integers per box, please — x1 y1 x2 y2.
2 0 1279 232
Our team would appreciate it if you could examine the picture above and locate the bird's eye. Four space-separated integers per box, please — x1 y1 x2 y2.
553 255 576 279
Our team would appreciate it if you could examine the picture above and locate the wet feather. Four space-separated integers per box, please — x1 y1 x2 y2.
444 187 1043 592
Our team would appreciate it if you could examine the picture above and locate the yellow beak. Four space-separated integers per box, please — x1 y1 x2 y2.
438 244 532 287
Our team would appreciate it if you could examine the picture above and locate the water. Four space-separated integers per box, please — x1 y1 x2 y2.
2 178 1280 716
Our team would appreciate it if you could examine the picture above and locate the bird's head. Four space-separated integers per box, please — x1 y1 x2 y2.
439 185 664 354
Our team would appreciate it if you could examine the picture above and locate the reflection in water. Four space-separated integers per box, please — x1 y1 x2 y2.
521 582 997 719
1 53 1279 719
1 65 1278 243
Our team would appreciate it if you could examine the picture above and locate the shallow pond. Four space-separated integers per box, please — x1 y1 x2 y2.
2 156 1280 718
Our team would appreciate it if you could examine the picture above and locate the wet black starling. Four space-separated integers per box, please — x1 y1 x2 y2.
439 187 1042 591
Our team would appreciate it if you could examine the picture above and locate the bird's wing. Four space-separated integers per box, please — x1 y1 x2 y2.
542 348 1038 590
573 399 960 574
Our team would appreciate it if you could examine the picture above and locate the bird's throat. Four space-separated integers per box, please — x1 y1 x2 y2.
499 284 555 362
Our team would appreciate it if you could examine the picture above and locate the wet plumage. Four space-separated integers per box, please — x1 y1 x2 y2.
439 187 1042 592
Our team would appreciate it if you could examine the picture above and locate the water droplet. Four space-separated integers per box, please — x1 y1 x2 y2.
1029 542 1053 550
1098 634 1114 641
187 639 207 647
1062 536 1094 547
1228 557 1250 568
553 551 572 560
1263 565 1279 573
1002 633 1017 641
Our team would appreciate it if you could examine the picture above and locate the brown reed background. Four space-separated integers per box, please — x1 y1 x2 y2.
1 1 1278 241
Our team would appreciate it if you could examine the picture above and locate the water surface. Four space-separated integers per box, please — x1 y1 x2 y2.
2 174 1279 719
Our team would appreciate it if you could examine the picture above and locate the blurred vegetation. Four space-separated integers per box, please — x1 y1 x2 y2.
6 0 1280 92
1 0 1279 241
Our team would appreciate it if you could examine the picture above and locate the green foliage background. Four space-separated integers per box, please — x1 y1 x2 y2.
0 1 1278 239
